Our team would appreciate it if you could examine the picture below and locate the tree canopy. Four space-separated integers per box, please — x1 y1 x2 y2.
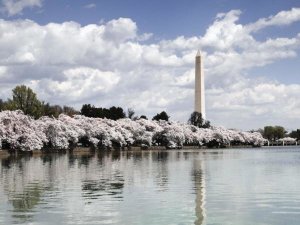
188 111 210 128
152 111 169 121
6 85 43 118
263 126 286 141
0 110 266 151
1 85 77 118
43 103 78 118
80 104 126 120
139 115 148 120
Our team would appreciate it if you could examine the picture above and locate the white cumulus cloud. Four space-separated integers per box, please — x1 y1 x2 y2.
1 0 42 16
246 7 300 32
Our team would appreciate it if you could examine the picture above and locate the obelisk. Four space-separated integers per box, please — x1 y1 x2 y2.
195 50 205 119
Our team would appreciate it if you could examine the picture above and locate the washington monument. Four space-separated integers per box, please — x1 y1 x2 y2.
195 50 206 119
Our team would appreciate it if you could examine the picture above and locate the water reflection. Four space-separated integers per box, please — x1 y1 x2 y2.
9 182 45 223
1 149 300 225
82 171 124 202
152 152 169 191
192 159 205 225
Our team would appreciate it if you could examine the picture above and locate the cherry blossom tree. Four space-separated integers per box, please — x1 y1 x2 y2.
0 110 267 151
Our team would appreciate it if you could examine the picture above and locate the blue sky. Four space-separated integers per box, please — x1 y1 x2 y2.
0 0 300 130
5 0 299 36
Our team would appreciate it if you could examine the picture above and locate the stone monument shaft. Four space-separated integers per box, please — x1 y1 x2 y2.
195 50 206 119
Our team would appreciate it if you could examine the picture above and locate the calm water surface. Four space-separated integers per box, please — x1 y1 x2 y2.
1 148 300 225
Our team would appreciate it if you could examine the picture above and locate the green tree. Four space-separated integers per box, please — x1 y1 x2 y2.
263 126 286 141
274 126 286 140
188 111 211 128
152 111 169 121
7 85 42 118
263 126 275 141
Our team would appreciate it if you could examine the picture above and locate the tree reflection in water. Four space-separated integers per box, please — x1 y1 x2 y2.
81 171 124 203
9 182 45 223
0 155 51 224
151 151 169 191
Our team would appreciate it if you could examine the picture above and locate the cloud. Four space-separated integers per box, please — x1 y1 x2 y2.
31 67 120 104
246 7 300 32
208 80 300 129
103 18 137 43
0 8 300 129
84 3 96 9
1 0 42 16
137 32 153 41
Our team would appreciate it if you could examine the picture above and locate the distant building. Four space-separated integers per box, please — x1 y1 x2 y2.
195 50 206 119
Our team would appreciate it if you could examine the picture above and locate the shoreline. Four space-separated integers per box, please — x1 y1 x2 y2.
1 145 299 159
0 144 265 156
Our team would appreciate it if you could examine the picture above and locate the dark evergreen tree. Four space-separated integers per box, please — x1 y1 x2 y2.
81 104 95 117
152 111 169 121
108 106 126 120
188 111 211 128
80 105 125 120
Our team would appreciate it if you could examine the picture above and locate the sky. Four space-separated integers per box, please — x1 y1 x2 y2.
0 0 299 130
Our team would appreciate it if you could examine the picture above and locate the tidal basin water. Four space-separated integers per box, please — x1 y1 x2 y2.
1 148 300 225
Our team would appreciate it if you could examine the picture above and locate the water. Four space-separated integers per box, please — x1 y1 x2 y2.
1 147 300 225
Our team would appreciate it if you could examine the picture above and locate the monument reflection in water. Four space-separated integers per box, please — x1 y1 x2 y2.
193 158 205 225
0 151 205 225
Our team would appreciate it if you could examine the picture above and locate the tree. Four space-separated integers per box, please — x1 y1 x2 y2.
63 105 78 117
263 126 274 141
203 120 211 128
107 106 126 120
152 111 169 121
81 104 95 117
139 115 148 120
263 126 286 141
0 99 6 111
7 85 42 118
273 126 286 140
290 129 300 140
127 108 135 119
42 103 63 118
0 110 266 151
188 111 211 128
80 104 125 120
